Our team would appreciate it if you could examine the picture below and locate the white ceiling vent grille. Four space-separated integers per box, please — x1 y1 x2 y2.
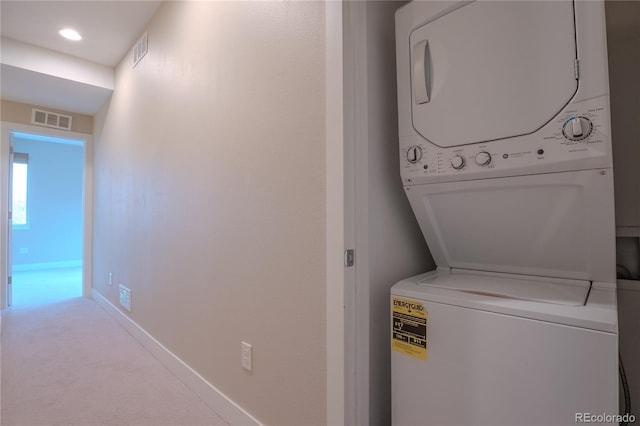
31 109 73 130
133 31 148 67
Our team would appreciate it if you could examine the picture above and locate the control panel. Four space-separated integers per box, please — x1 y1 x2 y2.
401 96 611 184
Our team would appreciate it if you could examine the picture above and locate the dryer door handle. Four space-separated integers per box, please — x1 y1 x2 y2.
412 40 431 104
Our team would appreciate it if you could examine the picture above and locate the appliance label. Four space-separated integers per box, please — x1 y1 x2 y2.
392 297 427 361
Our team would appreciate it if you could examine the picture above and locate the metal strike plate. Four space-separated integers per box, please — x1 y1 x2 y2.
344 249 355 267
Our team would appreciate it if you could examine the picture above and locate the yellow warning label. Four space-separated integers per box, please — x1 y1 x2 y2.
391 297 427 361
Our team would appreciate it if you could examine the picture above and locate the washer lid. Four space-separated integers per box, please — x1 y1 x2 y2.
404 169 617 283
418 269 590 306
409 0 577 148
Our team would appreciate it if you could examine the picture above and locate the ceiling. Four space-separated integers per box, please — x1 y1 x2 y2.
0 1 162 115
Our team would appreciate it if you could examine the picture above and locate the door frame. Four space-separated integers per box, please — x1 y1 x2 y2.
1 121 93 309
326 1 371 424
342 1 371 424
325 0 349 423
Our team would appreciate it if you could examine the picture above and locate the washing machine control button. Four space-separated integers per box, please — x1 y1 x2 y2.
407 146 423 164
475 151 491 166
451 155 466 170
562 117 593 141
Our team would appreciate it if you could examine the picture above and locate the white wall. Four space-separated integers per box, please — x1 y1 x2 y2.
0 37 113 89
93 2 326 425
0 38 114 114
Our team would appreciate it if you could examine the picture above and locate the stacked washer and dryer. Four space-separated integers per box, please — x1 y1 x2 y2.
391 1 618 425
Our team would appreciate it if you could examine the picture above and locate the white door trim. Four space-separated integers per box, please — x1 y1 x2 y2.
326 0 348 424
326 1 373 423
343 1 372 425
0 121 93 309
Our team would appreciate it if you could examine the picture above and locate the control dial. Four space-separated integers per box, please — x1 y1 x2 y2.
406 146 423 164
451 155 466 170
475 151 491 166
562 116 593 141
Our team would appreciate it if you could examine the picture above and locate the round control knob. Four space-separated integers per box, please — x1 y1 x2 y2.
475 151 491 166
451 155 465 170
562 116 593 141
406 146 422 164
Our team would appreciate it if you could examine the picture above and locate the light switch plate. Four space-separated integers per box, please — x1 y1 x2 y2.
242 341 252 372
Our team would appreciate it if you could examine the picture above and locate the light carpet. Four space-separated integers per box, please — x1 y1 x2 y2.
10 268 82 308
1 297 228 426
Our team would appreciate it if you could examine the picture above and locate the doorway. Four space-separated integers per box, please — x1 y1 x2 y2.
2 122 93 310
9 131 84 307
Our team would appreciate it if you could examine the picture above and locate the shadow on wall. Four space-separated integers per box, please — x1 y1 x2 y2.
617 238 640 280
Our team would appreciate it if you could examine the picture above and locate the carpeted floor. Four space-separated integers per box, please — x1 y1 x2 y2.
10 267 83 308
1 296 228 426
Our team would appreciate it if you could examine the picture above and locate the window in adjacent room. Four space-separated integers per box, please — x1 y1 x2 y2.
12 152 29 228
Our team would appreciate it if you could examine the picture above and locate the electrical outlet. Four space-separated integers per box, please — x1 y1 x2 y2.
242 341 252 372
109 272 113 286
119 284 132 312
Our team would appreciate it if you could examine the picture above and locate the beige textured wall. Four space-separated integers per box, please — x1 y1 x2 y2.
0 99 93 134
93 2 326 425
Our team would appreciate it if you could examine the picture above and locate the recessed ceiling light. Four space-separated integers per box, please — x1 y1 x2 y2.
59 28 82 41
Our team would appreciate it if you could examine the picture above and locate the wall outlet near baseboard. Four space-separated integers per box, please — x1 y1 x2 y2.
119 284 132 312
241 341 252 372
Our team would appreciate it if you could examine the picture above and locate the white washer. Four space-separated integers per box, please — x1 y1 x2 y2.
392 270 618 426
392 1 618 425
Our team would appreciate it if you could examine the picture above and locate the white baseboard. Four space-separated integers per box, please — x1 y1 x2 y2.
92 290 261 426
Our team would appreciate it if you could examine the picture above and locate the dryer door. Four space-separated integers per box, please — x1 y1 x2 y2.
409 0 577 148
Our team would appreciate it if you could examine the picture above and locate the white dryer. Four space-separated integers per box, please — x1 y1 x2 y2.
391 1 618 425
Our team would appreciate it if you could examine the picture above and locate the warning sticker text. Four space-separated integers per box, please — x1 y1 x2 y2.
391 297 427 361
